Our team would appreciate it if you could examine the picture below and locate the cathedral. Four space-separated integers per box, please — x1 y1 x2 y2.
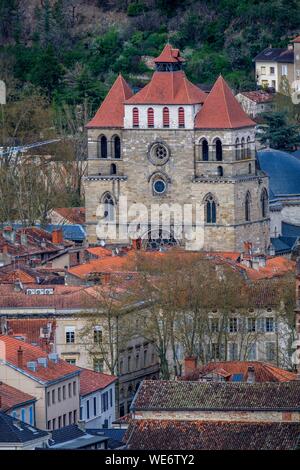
84 44 270 252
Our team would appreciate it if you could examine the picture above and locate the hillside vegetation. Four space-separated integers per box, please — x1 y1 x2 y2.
0 0 299 209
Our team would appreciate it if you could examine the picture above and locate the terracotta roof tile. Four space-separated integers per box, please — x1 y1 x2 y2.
154 44 185 63
125 71 207 105
125 420 300 450
78 368 117 396
0 335 79 383
195 76 256 129
186 361 297 382
52 207 85 225
86 75 133 128
240 91 274 103
0 383 36 412
133 380 300 411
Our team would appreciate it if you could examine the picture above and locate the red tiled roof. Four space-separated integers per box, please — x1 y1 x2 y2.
0 284 94 309
240 91 274 103
195 76 256 129
0 382 36 412
125 419 300 450
85 247 112 258
154 44 185 63
67 252 136 279
86 75 133 128
0 335 79 383
78 368 117 396
6 319 56 352
293 35 300 43
186 361 297 382
52 207 85 225
125 71 207 105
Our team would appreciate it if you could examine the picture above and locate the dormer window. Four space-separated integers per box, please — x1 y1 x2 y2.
133 107 139 127
178 107 185 128
147 107 154 128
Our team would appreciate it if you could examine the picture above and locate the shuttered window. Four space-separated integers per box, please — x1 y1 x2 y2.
178 107 185 128
133 107 139 127
147 107 154 127
163 107 169 127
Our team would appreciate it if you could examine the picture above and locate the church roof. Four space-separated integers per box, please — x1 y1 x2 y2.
195 76 256 129
125 70 207 105
154 44 185 63
257 149 300 198
86 75 133 128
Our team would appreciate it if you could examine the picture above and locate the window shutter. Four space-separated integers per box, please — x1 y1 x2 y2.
238 317 246 333
147 107 154 127
163 107 169 127
178 107 185 127
257 317 265 333
133 107 139 127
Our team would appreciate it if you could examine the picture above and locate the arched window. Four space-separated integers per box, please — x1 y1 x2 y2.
133 107 139 127
113 135 121 159
261 188 268 218
241 137 245 159
217 166 223 177
247 136 251 158
178 107 185 128
214 139 223 161
200 138 209 161
98 135 107 158
102 193 115 221
110 163 117 175
147 107 154 128
205 194 217 224
235 138 240 160
245 192 251 222
163 107 169 127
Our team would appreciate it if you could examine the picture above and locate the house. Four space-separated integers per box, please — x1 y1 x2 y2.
0 382 37 425
183 358 298 382
124 380 300 450
48 207 85 226
49 423 108 450
0 411 49 450
0 226 72 268
78 367 117 428
235 91 274 118
0 335 80 431
254 44 294 91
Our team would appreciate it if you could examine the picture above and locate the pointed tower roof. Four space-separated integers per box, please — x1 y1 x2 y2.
154 44 185 63
195 76 256 129
86 75 133 128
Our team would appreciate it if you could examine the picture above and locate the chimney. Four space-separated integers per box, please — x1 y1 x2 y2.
20 232 28 246
3 226 15 244
17 347 23 369
247 366 255 383
52 229 63 244
77 420 85 432
184 356 197 377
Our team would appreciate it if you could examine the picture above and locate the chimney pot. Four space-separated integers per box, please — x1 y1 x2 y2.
184 356 197 378
17 346 23 369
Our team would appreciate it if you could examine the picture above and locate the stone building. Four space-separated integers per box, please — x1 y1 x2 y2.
85 44 270 253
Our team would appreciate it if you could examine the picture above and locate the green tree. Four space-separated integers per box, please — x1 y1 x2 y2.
258 112 300 151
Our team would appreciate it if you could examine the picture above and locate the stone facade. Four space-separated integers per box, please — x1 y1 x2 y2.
85 124 270 252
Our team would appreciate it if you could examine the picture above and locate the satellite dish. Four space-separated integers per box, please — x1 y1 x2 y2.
100 239 106 247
